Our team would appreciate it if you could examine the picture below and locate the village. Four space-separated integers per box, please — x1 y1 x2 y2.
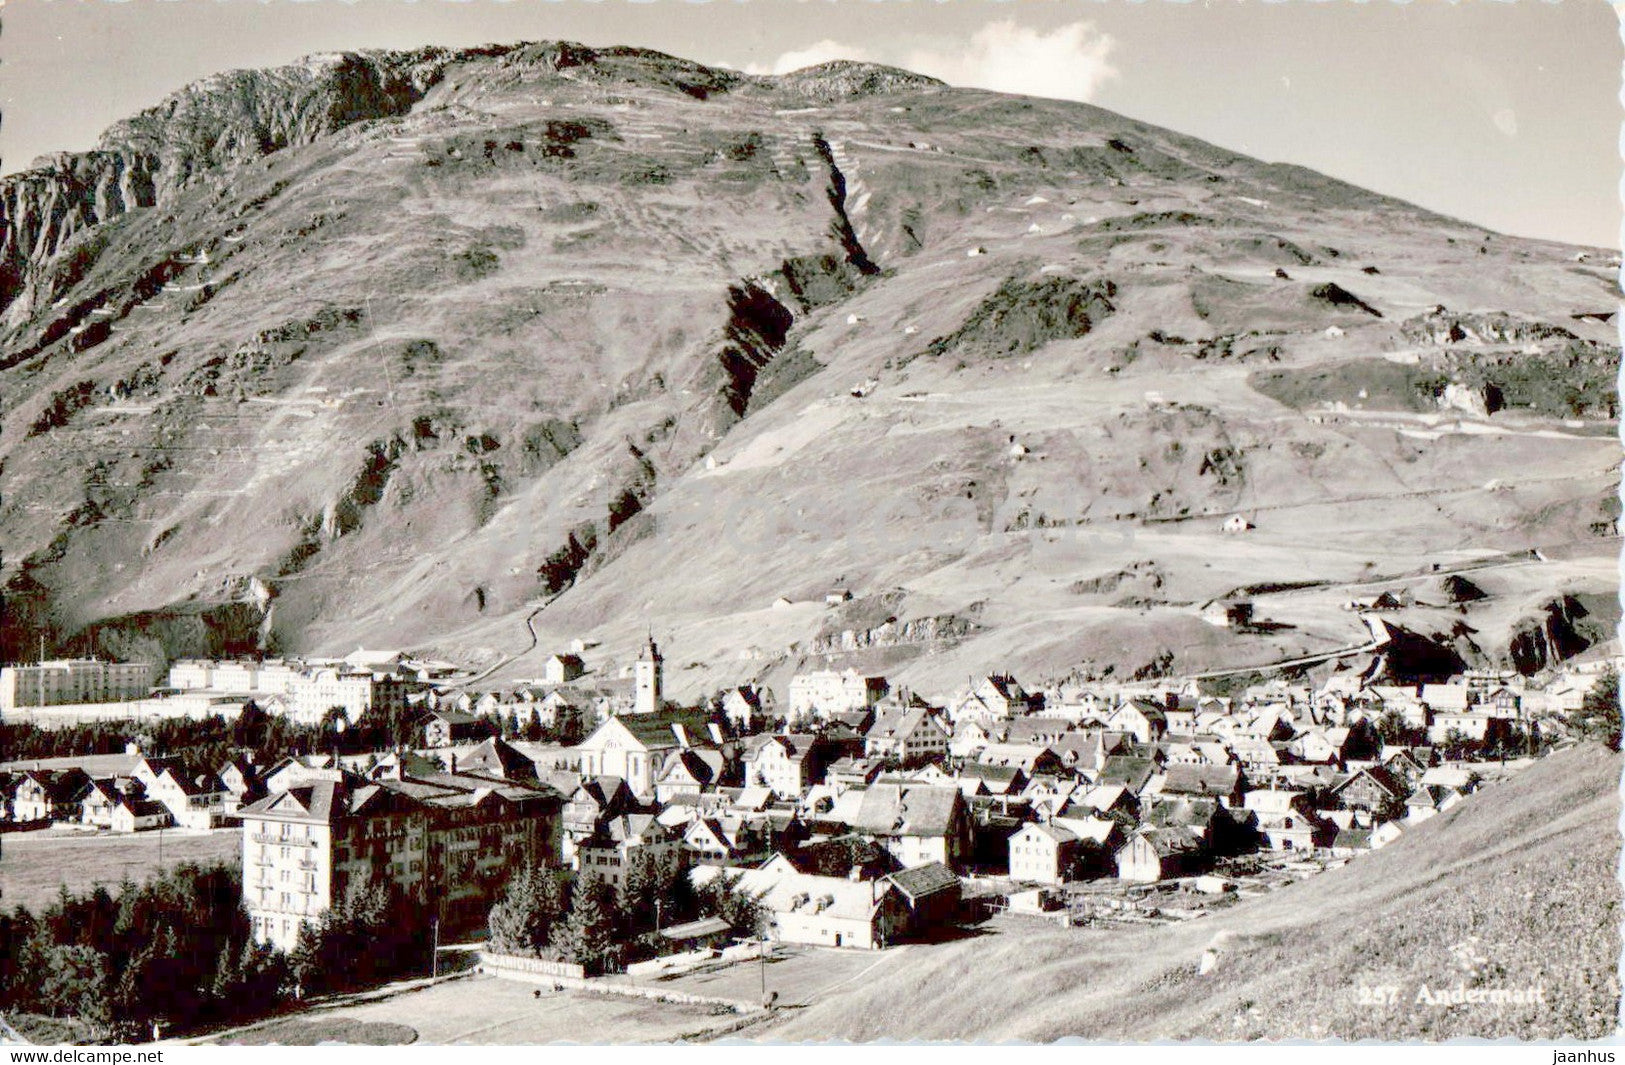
1 624 1614 1020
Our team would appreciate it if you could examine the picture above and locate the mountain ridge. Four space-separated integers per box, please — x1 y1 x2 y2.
0 41 1616 698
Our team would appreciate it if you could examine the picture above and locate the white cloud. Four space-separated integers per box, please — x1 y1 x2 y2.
1492 107 1518 138
750 21 1119 103
743 40 880 77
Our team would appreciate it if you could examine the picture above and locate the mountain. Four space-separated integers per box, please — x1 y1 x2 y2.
748 742 1623 1041
0 42 1618 695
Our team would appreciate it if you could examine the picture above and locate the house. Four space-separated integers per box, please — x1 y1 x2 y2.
1107 699 1168 744
1200 599 1254 628
1115 828 1201 883
948 675 1032 725
681 816 767 866
976 743 1063 777
956 762 1027 798
836 783 972 870
744 734 841 799
1329 827 1374 856
1143 796 1224 847
77 778 127 828
111 797 172 833
1331 766 1408 819
1428 709 1504 745
721 685 770 731
949 719 1001 760
884 861 962 933
1243 790 1321 851
11 768 91 822
1008 822 1080 886
561 776 639 861
1095 755 1157 795
574 813 681 888
787 670 888 721
654 748 728 803
694 856 909 950
424 709 486 748
864 707 951 767
575 708 721 798
824 757 882 790
1154 764 1244 807
143 765 234 829
216 757 262 806
543 654 586 685
1050 810 1123 871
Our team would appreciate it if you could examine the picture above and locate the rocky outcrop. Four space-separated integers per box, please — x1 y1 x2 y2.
770 61 943 103
1401 308 1576 347
924 275 1117 361
810 613 980 654
1507 594 1617 675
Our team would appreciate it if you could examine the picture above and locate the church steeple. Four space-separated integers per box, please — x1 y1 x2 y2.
634 631 663 714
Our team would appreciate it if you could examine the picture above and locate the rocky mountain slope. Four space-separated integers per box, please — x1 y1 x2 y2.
0 42 1617 694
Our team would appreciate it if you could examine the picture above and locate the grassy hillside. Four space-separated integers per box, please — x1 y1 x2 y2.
753 743 1622 1041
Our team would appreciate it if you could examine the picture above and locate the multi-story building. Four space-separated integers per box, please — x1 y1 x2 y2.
743 734 850 799
287 669 418 726
239 757 564 951
0 659 155 711
787 670 887 721
168 659 303 695
573 813 680 889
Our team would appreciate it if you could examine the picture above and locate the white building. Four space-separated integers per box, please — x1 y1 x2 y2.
168 659 302 695
634 636 663 715
787 669 887 720
0 659 155 711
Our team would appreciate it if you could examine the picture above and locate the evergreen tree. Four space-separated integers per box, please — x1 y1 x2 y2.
1570 668 1621 751
555 876 620 975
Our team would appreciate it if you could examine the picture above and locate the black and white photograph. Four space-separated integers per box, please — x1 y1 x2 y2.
0 0 1620 1049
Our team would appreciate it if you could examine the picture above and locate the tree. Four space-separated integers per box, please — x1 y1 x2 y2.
1569 668 1621 751
555 876 620 975
39 944 111 1029
697 869 767 938
487 864 565 957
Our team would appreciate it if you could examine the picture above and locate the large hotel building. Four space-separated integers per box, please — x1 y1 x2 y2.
239 753 563 951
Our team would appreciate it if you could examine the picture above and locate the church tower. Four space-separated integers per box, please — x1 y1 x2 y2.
634 633 663 715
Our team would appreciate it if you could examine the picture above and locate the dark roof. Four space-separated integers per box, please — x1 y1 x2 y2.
458 736 536 780
616 709 717 749
1161 764 1241 797
1333 764 1407 800
1333 828 1373 849
886 861 959 901
1098 756 1155 791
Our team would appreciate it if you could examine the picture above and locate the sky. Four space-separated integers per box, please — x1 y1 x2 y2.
3 0 1620 249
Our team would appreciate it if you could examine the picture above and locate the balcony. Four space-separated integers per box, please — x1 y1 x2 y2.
250 833 316 846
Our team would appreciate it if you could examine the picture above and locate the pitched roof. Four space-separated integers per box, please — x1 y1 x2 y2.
845 783 960 838
1159 764 1240 798
1013 821 1078 845
886 861 959 901
458 736 538 780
